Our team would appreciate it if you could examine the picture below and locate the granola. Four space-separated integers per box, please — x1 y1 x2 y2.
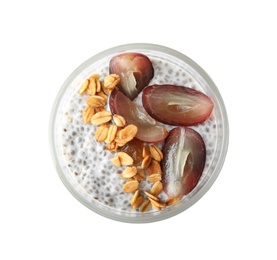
77 72 179 213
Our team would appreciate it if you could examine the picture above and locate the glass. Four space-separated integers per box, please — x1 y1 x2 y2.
49 43 229 223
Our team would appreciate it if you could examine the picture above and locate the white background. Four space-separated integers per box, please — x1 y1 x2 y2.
1 0 276 259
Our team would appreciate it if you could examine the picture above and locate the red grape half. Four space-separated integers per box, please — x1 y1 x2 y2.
161 127 206 198
142 84 214 126
109 89 168 143
109 52 154 100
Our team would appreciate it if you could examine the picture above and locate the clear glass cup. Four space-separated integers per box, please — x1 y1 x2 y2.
49 43 229 223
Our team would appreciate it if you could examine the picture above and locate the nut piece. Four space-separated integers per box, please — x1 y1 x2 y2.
91 110 112 125
148 173 162 183
103 74 120 93
78 79 89 94
105 124 118 144
144 190 166 211
114 138 127 147
113 114 126 127
146 160 162 176
122 180 139 193
96 90 108 101
142 145 150 158
111 156 121 167
115 124 138 146
106 141 118 152
139 199 152 212
149 145 163 162
144 191 159 201
121 166 137 178
149 197 166 211
117 152 134 166
95 124 109 142
87 77 97 96
166 197 181 206
132 196 144 210
86 95 106 108
130 190 140 206
119 124 138 140
141 155 152 169
89 74 101 93
82 106 95 123
133 169 146 181
151 181 163 196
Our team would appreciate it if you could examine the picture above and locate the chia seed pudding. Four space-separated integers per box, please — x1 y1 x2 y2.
50 44 228 222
